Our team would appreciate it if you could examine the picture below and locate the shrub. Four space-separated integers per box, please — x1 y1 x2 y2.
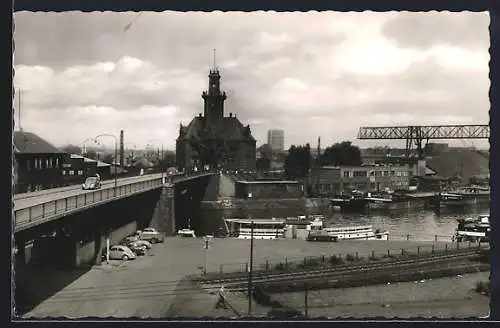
329 255 344 265
274 262 286 271
345 254 356 262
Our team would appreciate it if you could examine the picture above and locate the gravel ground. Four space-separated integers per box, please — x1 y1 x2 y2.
273 272 490 318
16 238 482 318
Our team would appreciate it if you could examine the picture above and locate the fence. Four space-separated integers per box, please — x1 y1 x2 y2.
212 241 488 276
390 233 455 242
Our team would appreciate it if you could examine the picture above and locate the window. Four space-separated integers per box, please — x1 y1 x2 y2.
69 170 75 176
34 159 38 169
46 159 50 168
78 170 83 175
62 170 66 175
343 171 350 178
55 158 59 168
383 171 389 177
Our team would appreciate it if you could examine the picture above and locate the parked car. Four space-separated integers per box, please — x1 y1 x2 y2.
139 227 165 243
108 245 136 261
82 176 102 190
121 237 152 250
127 241 147 256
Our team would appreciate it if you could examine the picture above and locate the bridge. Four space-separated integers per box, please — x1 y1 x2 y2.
13 171 218 269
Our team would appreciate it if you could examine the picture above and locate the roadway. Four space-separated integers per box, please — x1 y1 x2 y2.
13 173 165 211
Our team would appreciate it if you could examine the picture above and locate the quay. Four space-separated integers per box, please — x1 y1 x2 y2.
18 237 480 318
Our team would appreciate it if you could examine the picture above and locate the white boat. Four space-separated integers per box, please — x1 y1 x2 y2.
224 218 286 240
455 214 490 242
307 217 389 242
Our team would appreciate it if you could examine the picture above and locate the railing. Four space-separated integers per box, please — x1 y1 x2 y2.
13 171 216 233
14 177 164 233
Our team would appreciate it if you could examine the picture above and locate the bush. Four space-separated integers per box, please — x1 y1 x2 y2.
329 255 344 265
274 262 286 271
345 254 356 262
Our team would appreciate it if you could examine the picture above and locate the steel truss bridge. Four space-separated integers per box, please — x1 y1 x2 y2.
357 124 489 158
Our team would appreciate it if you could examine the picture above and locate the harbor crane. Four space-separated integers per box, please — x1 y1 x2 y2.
357 124 489 159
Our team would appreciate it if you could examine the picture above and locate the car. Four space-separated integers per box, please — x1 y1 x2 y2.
107 245 136 261
82 176 102 190
120 237 152 250
131 239 152 249
139 227 165 244
127 241 147 256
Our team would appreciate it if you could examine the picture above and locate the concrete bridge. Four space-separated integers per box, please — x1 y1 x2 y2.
13 171 219 269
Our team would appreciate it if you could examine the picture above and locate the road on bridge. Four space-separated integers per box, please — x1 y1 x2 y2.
13 174 165 211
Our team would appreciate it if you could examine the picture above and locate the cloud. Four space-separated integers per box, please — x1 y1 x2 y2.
381 12 490 50
13 11 490 150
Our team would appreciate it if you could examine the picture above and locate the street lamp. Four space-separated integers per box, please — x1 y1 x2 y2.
147 139 164 178
95 133 118 195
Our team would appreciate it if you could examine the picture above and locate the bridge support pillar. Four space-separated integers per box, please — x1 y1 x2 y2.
152 183 176 236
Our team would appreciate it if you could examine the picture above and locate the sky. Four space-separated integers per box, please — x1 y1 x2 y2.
13 11 490 151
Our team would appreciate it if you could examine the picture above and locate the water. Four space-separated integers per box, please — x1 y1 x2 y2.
197 203 490 242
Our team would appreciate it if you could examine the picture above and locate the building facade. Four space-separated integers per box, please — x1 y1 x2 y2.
14 131 69 193
310 164 416 196
176 68 256 171
267 129 285 152
235 180 303 199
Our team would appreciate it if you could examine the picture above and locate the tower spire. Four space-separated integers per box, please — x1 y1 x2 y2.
213 48 217 71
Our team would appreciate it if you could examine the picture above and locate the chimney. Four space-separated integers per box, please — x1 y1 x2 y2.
119 130 125 167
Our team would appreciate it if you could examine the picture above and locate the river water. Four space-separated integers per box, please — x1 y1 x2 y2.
197 203 490 242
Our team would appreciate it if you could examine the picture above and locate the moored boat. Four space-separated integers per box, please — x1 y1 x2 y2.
306 217 389 242
224 218 286 240
439 192 475 208
454 214 490 242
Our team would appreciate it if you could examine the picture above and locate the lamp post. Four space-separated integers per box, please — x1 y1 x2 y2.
147 139 164 179
95 133 118 195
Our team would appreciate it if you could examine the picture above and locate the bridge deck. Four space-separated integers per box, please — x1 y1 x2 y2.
13 172 214 233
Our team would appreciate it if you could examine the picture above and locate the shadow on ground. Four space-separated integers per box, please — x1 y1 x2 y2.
14 263 91 317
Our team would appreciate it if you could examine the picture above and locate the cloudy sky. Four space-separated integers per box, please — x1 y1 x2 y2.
14 11 490 151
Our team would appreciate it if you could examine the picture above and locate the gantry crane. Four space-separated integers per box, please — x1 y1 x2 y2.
357 124 489 159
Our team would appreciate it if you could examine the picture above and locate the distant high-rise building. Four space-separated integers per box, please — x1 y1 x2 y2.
267 129 285 152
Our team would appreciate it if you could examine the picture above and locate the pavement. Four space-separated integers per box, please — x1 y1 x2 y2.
16 238 482 318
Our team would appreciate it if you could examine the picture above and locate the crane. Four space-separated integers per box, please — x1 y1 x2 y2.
357 124 489 159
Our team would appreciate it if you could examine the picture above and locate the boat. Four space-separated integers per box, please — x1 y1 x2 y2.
306 217 389 242
330 193 368 212
224 218 286 240
177 219 196 238
439 192 475 208
452 186 490 204
454 214 490 242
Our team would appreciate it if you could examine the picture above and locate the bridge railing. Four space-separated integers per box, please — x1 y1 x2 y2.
13 171 215 233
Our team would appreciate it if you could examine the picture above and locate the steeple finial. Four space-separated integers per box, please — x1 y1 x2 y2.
213 48 217 71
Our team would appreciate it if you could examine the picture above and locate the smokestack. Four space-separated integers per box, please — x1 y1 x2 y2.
119 130 124 167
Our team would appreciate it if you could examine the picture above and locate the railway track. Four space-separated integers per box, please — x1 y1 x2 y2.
197 248 483 289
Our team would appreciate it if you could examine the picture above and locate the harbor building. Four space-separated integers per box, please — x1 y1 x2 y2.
176 67 256 172
267 129 285 152
310 164 418 196
235 180 303 199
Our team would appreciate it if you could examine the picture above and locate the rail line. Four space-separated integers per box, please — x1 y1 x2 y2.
198 249 483 288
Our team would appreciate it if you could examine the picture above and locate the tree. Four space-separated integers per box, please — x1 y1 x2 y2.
256 157 271 172
320 141 362 167
284 144 311 180
160 152 176 169
61 144 82 155
85 150 98 160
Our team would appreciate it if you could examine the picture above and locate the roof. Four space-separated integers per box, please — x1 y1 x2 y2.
426 150 489 182
70 154 105 165
14 131 63 154
180 116 256 142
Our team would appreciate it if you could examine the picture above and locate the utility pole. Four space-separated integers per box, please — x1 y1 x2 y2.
248 220 254 316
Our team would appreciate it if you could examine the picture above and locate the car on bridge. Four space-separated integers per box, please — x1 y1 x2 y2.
82 176 102 190
108 245 136 261
138 227 165 243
